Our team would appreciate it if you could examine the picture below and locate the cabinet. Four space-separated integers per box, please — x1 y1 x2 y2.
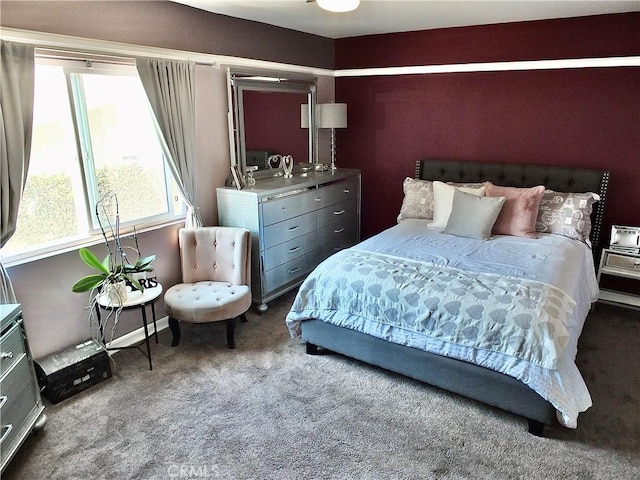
1 304 47 473
597 248 640 310
218 169 361 311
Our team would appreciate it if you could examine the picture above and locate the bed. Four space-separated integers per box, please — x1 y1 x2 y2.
286 159 610 435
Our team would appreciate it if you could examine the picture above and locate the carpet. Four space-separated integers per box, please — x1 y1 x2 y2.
4 293 639 479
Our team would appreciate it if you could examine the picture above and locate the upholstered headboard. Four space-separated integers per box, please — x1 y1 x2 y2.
415 159 610 260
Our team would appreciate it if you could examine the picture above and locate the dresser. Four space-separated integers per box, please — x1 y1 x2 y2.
1 304 47 473
218 169 361 311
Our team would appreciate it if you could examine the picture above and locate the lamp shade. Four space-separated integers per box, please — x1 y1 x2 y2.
317 103 347 129
301 104 310 128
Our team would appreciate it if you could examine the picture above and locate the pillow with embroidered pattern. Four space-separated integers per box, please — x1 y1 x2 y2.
397 178 434 223
535 190 600 245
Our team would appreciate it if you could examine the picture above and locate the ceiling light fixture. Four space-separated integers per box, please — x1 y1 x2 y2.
315 0 360 13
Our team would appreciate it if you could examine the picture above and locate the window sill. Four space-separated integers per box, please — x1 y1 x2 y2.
1 218 185 268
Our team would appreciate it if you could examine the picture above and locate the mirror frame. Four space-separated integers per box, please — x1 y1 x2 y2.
227 68 317 180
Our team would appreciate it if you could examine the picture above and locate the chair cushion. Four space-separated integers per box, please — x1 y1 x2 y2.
164 281 251 324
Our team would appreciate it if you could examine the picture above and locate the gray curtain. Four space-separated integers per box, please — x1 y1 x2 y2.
135 57 202 227
0 41 35 304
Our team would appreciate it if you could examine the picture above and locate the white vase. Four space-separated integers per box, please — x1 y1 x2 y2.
105 280 127 304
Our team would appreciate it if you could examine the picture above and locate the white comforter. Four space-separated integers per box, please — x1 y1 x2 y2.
287 219 597 428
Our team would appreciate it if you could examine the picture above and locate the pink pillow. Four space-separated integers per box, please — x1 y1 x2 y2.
485 183 545 238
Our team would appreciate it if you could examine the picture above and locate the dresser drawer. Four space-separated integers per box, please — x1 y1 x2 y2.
263 211 318 249
318 199 359 227
331 177 359 204
0 323 26 378
604 252 640 271
264 255 314 293
262 231 318 271
319 215 358 243
302 186 334 213
0 356 39 456
262 194 305 226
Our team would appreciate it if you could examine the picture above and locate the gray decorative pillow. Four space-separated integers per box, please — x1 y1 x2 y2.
444 189 506 240
535 190 600 245
397 178 434 222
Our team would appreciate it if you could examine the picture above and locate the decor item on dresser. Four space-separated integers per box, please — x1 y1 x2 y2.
287 159 609 436
218 169 361 312
282 155 294 178
164 227 252 349
1 304 47 474
317 103 347 171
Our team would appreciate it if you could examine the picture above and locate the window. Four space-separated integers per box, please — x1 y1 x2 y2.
1 57 183 262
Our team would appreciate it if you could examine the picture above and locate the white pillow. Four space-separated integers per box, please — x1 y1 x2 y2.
430 181 486 228
444 189 506 240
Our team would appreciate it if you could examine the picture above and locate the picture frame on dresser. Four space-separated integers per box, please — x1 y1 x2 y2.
231 165 244 190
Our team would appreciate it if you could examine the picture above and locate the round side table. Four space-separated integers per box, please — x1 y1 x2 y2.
95 284 163 371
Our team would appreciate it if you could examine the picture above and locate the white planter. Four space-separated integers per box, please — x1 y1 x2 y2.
105 280 127 304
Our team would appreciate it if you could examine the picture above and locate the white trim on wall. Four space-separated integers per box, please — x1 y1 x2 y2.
336 56 640 77
2 27 639 79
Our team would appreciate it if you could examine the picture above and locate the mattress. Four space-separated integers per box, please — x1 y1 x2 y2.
287 219 597 428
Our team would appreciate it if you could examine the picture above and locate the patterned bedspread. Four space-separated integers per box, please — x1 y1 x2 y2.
287 249 575 370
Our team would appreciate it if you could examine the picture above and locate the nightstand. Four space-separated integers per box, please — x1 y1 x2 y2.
597 248 640 310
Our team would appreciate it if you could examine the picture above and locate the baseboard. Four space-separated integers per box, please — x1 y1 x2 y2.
105 316 169 351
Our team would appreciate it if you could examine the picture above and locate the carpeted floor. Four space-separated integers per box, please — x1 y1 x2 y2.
4 293 639 480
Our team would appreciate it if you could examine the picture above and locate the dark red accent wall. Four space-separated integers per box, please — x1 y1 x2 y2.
336 13 639 69
335 14 640 238
244 90 308 162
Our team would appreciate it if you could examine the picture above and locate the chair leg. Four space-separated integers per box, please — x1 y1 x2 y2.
226 317 237 349
239 313 248 323
169 317 181 347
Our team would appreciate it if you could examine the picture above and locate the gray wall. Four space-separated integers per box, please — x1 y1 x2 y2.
2 1 335 358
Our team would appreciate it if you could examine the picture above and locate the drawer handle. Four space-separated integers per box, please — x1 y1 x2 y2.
343 189 350 193
287 225 300 232
314 197 322 202
0 352 14 359
334 209 346 216
0 396 7 409
0 424 13 444
334 228 345 233
288 267 301 274
288 246 301 253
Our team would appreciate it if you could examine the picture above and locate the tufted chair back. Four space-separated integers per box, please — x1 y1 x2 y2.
178 227 251 286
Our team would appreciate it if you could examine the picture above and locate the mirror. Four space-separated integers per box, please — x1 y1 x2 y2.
228 69 317 180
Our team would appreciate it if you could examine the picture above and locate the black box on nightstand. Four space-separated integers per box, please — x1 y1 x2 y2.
34 338 112 404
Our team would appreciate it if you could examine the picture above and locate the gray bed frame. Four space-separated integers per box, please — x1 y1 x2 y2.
301 159 610 436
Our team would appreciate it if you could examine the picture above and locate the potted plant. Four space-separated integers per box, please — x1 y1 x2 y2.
71 193 154 342
71 247 144 301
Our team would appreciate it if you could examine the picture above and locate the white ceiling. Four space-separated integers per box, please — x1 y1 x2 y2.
172 0 639 39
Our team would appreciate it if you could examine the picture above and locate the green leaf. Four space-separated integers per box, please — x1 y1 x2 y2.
128 276 144 292
78 248 110 275
72 274 106 292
